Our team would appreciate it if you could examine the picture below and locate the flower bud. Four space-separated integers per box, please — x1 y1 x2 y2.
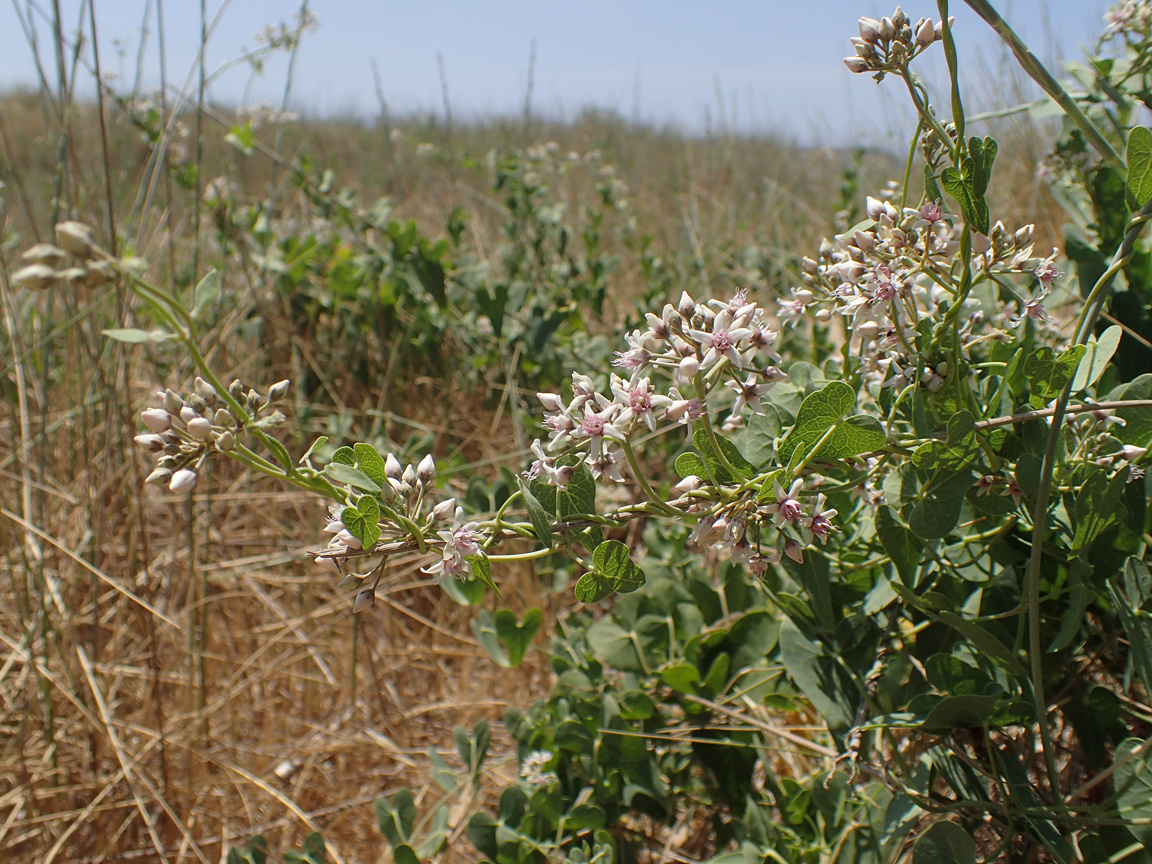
1121 445 1148 461
417 454 436 485
268 379 290 401
843 56 869 73
858 16 881 43
793 288 815 305
186 417 212 440
814 308 832 323
538 392 565 412
352 588 375 613
215 430 235 452
891 7 906 29
24 244 67 271
784 538 804 564
915 17 935 48
134 433 166 453
145 467 173 486
55 221 96 260
246 389 264 410
801 256 819 275
214 408 232 426
551 464 576 487
857 321 881 340
194 377 216 403
228 379 245 400
84 260 117 287
431 497 456 522
180 405 198 424
679 355 700 379
879 16 895 40
678 291 696 319
385 453 403 480
188 393 208 415
674 475 702 493
853 230 874 251
314 555 340 573
335 529 363 550
865 196 885 221
971 233 991 255
169 468 197 493
13 264 59 290
402 464 417 487
60 267 87 287
163 388 184 415
141 408 171 433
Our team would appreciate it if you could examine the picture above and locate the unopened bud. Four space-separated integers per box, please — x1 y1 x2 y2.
215 430 235 452
843 56 869 73
84 260 117 287
431 497 456 522
268 379 290 401
879 16 894 40
180 405 198 424
801 256 819 275
679 355 700 379
246 389 264 410
402 464 417 487
857 321 881 340
417 454 436 484
858 16 881 43
214 408 232 426
55 221 96 260
228 379 244 400
21 243 67 268
1121 445 1148 461
145 467 173 486
163 388 184 414
135 433 166 453
784 538 804 564
194 377 216 402
865 196 885 220
12 264 59 290
538 392 565 412
385 453 403 480
678 291 696 319
853 230 874 251
552 464 576 487
314 555 340 573
352 588 375 613
793 288 815 305
169 468 197 494
140 408 171 433
186 417 212 440
915 17 935 47
188 393 208 415
814 308 832 323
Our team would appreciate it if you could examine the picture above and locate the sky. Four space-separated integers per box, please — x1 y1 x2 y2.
0 1 1112 144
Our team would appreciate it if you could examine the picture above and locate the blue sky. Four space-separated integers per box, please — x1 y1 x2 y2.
0 1 1110 142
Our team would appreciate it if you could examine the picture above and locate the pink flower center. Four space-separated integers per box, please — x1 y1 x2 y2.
711 329 734 351
582 414 605 436
630 391 650 411
779 499 803 523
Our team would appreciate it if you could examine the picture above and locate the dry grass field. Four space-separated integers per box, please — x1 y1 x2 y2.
0 23 1066 860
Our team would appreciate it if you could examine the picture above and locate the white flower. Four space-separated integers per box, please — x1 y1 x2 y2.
686 309 753 370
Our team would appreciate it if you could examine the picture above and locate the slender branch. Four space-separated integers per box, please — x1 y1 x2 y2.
964 0 1125 175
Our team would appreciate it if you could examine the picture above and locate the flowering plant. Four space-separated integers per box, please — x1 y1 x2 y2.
12 0 1152 859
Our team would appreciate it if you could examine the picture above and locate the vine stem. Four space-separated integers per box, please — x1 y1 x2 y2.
622 439 681 518
1023 197 1152 814
964 0 1125 175
692 372 744 480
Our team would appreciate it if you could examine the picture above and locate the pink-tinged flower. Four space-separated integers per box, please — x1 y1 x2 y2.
976 475 996 496
665 388 706 425
725 374 769 418
803 494 838 545
587 446 626 483
613 330 654 376
610 375 671 432
1011 286 1050 328
1001 474 1024 504
762 479 806 527
573 402 625 460
686 309 753 370
1034 249 1062 287
422 507 483 583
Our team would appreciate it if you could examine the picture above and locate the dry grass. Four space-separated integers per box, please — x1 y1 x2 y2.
0 33 1067 859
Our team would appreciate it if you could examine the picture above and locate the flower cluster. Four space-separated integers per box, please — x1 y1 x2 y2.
843 7 946 78
1105 0 1152 38
12 222 128 291
135 377 289 493
534 291 786 483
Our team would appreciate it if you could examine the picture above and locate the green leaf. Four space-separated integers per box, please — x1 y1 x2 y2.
325 461 381 493
1114 737 1152 851
937 611 1025 675
1024 345 1086 408
353 443 389 487
518 477 553 548
227 836 268 864
778 618 854 734
392 845 420 864
376 788 416 848
911 411 980 472
906 469 974 540
674 451 709 480
441 575 486 606
331 446 355 466
102 327 175 344
693 428 755 481
299 436 328 466
1110 558 1152 697
495 607 541 667
1128 126 1152 206
284 832 327 864
225 121 255 155
454 719 491 787
575 542 646 603
912 821 977 864
340 496 381 550
941 154 990 235
661 662 701 695
1072 325 1122 392
741 405 782 468
776 381 886 465
472 608 510 667
875 505 922 586
191 269 221 321
969 135 997 197
1071 468 1128 553
466 553 500 595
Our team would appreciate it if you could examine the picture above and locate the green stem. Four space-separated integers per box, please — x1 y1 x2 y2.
963 0 1125 175
692 373 743 480
622 439 681 517
937 0 966 145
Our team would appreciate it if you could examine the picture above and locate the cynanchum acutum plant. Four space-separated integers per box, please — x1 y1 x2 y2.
17 1 1152 858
